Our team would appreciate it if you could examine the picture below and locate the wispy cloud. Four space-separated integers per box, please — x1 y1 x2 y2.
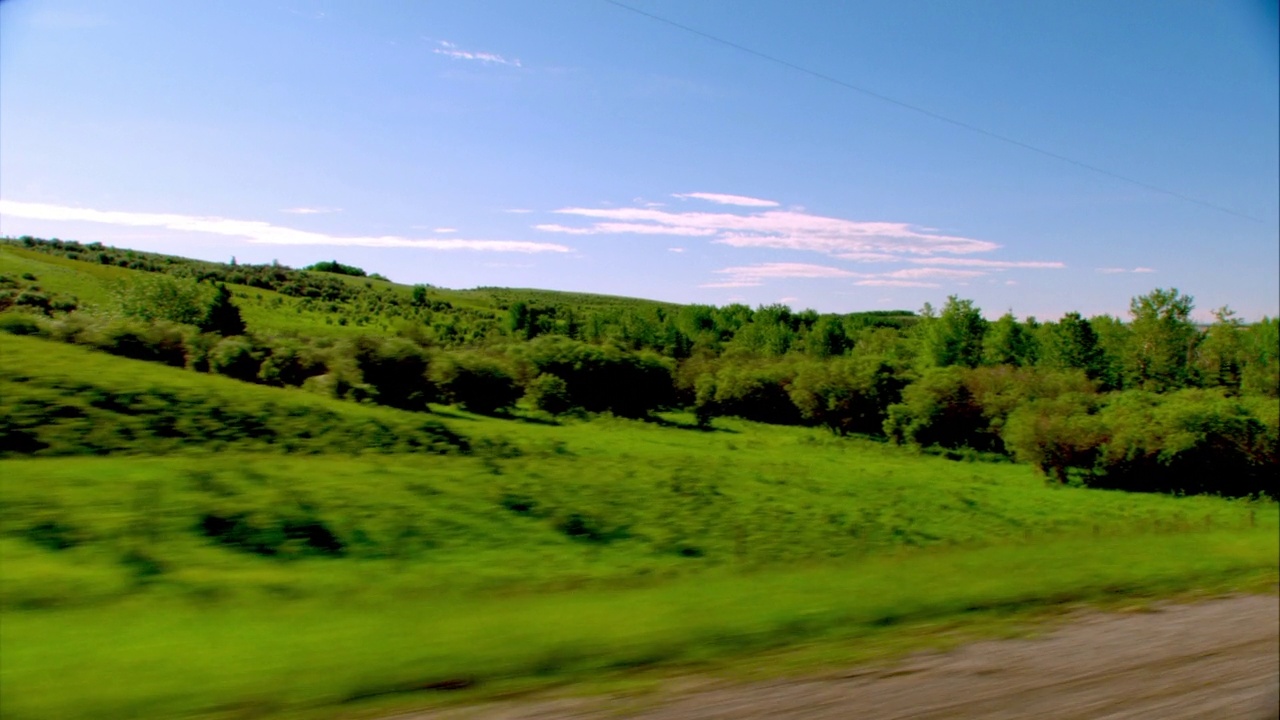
704 263 975 289
281 206 341 215
668 247 686 253
535 221 715 237
715 262 863 281
503 208 533 214
1097 266 1157 274
883 267 987 280
541 204 999 256
854 279 941 288
672 192 779 208
433 40 521 67
538 193 1064 290
833 252 903 263
433 227 457 234
701 262 865 289
0 200 569 253
699 280 763 288
905 257 1065 269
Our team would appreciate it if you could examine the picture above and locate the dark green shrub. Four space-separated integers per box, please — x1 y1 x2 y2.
0 312 43 336
432 353 521 414
13 290 52 314
258 341 326 387
199 512 344 557
1002 393 1103 483
788 356 907 436
90 320 189 367
1091 390 1277 497
210 337 264 382
526 373 572 414
342 336 434 410
515 336 673 418
708 362 802 424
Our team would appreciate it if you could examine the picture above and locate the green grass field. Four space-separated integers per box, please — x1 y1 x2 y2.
2 332 1278 719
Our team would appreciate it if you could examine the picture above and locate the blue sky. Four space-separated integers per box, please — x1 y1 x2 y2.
2 0 1276 321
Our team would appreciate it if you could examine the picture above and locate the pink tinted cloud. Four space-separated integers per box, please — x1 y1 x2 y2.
905 257 1065 269
713 262 864 281
884 267 987 280
544 205 998 257
854 279 941 288
672 192 780 207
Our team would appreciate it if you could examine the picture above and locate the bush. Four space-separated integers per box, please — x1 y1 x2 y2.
114 275 210 326
342 336 434 410
525 373 572 415
209 337 264 382
432 353 521 414
885 366 1094 453
257 340 326 387
787 356 907 436
515 336 673 418
1091 390 1277 497
0 312 44 337
702 362 801 425
89 320 189 368
1002 393 1104 483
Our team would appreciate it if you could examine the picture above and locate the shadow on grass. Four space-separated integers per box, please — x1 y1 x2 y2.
648 415 739 434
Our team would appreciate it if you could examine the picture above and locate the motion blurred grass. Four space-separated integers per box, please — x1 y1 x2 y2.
2 532 1276 720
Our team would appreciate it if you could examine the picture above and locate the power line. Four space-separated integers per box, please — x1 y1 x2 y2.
602 0 1261 223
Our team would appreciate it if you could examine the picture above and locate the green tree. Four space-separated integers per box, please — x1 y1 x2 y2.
198 284 246 337
981 312 1034 366
1195 306 1244 392
1088 314 1129 390
1240 317 1279 398
1125 288 1198 391
1002 393 1104 484
802 315 851 358
919 296 986 368
1039 312 1102 378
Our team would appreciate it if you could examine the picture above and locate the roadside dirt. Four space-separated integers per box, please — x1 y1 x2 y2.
394 593 1279 719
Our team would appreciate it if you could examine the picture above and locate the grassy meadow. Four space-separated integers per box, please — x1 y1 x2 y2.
2 242 1278 719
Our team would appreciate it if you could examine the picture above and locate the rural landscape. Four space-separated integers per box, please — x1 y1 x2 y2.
1 236 1276 718
3 2 1277 718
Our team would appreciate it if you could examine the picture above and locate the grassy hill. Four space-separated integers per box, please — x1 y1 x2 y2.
0 240 690 341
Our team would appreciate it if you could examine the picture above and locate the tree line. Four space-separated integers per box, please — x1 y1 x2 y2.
2 236 1276 497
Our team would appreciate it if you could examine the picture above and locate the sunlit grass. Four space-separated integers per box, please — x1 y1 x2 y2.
2 532 1275 720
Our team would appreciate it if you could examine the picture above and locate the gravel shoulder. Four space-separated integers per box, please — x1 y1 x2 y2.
395 593 1279 720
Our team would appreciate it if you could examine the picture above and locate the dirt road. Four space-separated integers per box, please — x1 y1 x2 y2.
398 594 1279 720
